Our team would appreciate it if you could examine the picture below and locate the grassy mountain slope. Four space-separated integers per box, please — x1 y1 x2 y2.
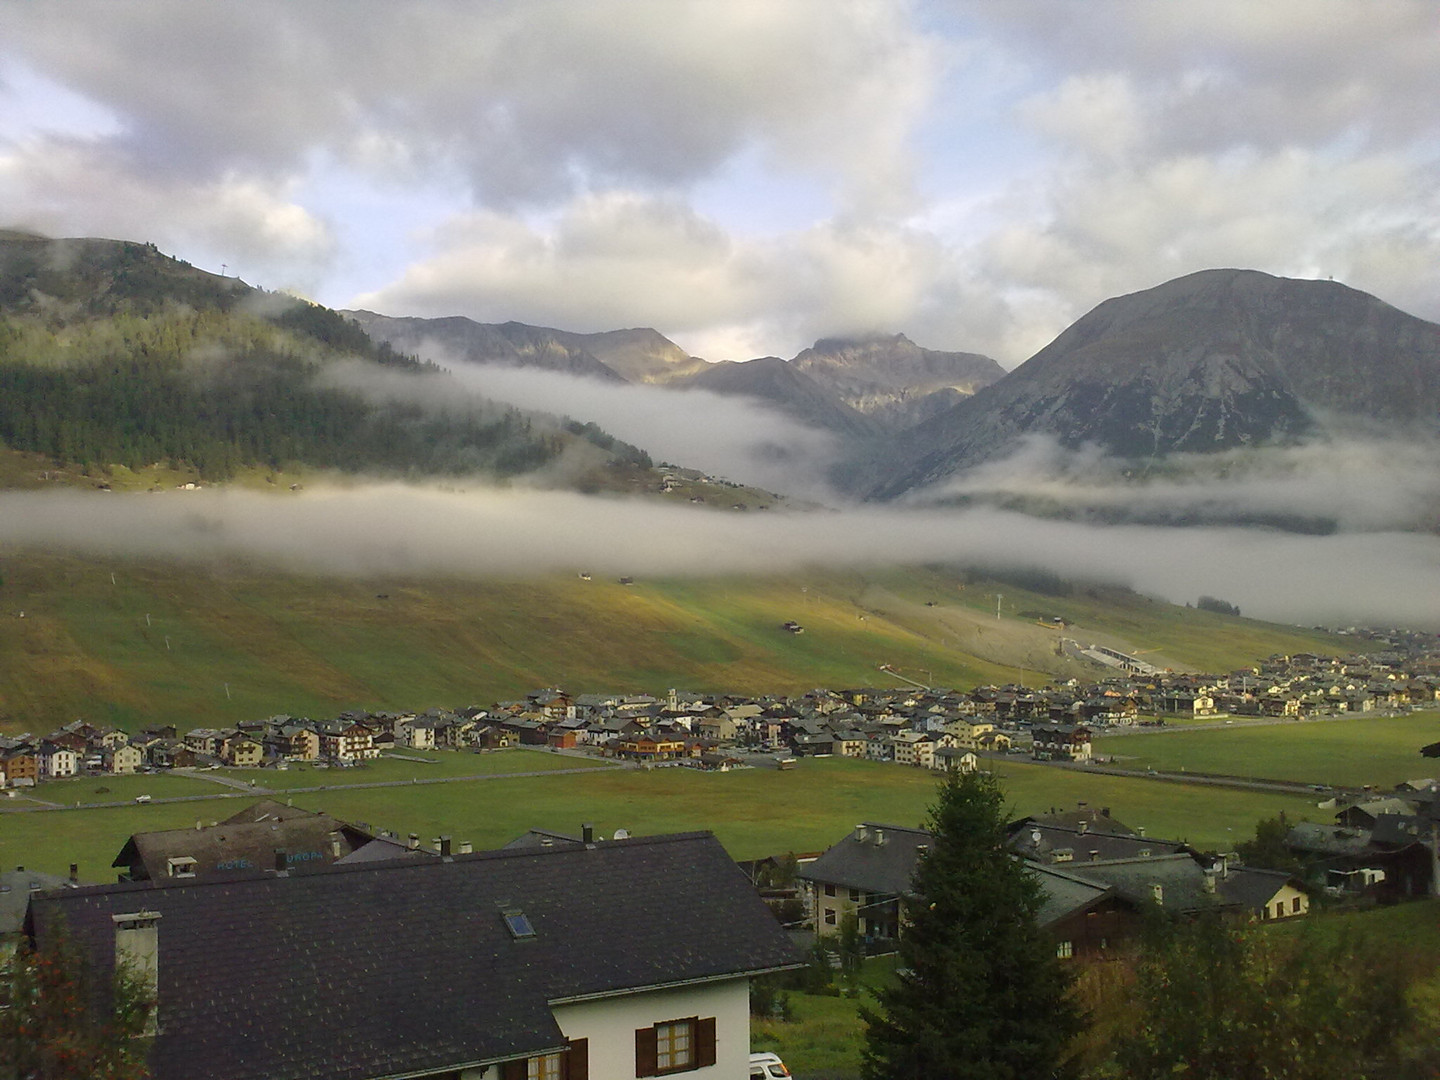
0 551 1356 735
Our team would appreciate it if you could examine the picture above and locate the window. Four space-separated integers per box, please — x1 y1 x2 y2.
823 883 836 897
502 909 536 939
848 888 861 902
635 1017 716 1076
501 1040 587 1080
1056 940 1073 959
1292 896 1302 913
655 1021 691 1072
823 909 837 926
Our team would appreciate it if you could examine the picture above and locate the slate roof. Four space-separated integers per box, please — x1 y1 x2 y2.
1027 862 1130 928
111 805 377 881
1216 867 1306 914
797 823 932 897
1008 823 1191 864
1061 854 1238 915
0 868 74 935
29 831 799 1080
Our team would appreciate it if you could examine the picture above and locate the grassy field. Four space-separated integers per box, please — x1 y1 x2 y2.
1098 712 1440 789
0 549 1359 737
0 753 1316 882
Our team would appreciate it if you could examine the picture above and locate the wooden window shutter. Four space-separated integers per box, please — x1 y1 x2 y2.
635 1025 658 1077
695 1017 717 1069
567 1038 589 1080
501 1060 527 1080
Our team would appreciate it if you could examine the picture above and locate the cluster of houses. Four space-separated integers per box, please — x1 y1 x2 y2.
793 806 1314 965
789 780 1440 966
4 645 1439 788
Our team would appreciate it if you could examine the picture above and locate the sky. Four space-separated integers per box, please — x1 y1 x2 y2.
2 1 1438 368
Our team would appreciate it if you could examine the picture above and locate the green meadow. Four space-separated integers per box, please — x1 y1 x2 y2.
1098 712 1440 789
0 551 1357 737
0 752 1316 882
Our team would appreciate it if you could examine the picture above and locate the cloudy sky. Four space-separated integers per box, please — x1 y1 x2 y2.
3 1 1437 367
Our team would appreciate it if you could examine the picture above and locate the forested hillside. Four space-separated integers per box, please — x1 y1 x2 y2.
0 233 649 481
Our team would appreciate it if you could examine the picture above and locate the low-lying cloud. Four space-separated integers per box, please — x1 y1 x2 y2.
3 485 1438 629
320 358 845 501
919 433 1440 533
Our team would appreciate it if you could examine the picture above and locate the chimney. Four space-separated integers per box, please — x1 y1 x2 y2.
1151 883 1163 904
1089 850 1100 862
69 863 79 885
1078 820 1089 835
330 838 342 858
407 833 420 851
1136 825 1146 837
582 823 595 845
855 824 868 843
1101 807 1111 818
459 841 473 855
439 836 452 858
1202 873 1217 894
875 829 886 846
113 911 160 1034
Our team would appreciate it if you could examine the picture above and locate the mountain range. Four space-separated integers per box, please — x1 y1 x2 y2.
3 229 1439 512
864 268 1440 499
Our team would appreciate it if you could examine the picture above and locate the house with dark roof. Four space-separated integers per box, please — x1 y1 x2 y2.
111 800 380 882
797 823 930 941
27 831 800 1080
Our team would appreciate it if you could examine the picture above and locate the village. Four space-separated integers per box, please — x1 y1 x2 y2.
4 646 1440 787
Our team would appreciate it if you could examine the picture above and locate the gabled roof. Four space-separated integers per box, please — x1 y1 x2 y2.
1008 822 1190 864
797 823 931 896
110 804 377 881
1026 862 1133 928
30 832 799 1080
1216 867 1307 913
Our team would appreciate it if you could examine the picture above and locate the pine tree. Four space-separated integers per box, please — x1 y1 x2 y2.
861 770 1081 1080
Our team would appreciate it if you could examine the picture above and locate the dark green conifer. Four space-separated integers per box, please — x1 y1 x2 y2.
862 770 1080 1080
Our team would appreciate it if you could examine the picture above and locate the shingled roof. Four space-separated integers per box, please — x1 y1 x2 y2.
30 831 799 1080
110 803 378 881
796 823 932 897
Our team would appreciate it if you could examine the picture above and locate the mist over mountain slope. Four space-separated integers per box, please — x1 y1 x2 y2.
0 233 656 485
866 269 1440 500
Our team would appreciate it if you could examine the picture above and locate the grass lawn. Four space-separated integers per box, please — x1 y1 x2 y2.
220 747 608 789
0 756 1316 881
1097 712 1440 789
17 771 233 804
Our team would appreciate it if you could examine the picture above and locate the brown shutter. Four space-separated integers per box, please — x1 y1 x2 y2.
501 1060 527 1080
567 1038 589 1080
635 1025 658 1077
694 1017 717 1069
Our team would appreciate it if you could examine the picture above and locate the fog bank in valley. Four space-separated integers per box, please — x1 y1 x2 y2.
3 485 1438 630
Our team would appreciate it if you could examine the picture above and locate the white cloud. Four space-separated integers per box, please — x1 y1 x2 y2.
318 359 845 500
2 485 1438 628
0 137 335 285
1 1 1438 369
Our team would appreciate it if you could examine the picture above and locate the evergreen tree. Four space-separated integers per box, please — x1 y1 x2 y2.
861 770 1081 1080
